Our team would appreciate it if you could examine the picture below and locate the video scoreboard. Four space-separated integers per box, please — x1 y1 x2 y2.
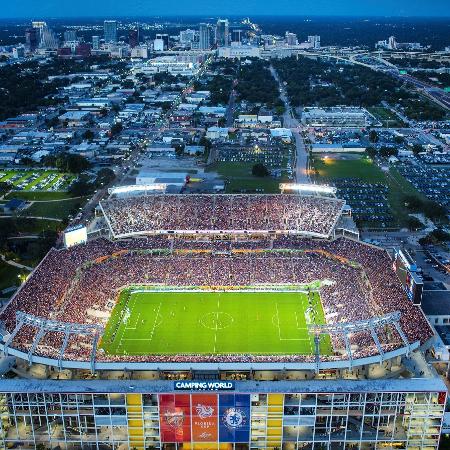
393 249 424 305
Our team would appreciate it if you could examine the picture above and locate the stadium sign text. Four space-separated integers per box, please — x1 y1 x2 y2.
174 381 235 391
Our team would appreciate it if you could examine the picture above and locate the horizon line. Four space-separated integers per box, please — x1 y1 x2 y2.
1 14 450 20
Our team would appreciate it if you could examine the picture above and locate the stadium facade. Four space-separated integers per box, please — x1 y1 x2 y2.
0 193 446 449
0 378 445 449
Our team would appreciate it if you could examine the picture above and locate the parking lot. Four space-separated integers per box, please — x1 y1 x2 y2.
396 160 450 209
334 179 393 227
0 170 75 192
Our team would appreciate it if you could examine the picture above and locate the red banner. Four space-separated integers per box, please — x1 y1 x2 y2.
159 394 191 443
191 394 218 442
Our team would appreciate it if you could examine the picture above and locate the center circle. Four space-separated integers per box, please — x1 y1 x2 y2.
200 312 234 330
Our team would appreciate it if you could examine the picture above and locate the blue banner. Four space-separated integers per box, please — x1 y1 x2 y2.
219 394 250 443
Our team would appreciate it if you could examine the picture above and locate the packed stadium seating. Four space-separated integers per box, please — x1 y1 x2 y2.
0 236 433 364
100 194 345 237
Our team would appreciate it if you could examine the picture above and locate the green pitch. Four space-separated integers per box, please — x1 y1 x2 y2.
100 289 332 356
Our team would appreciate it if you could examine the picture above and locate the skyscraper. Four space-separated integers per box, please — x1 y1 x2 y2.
104 20 118 43
39 26 59 50
64 30 77 42
92 35 100 50
388 36 397 50
285 32 298 46
155 34 169 50
199 23 211 50
31 21 46 43
231 29 242 44
215 19 229 47
25 28 38 52
129 29 139 48
308 35 321 49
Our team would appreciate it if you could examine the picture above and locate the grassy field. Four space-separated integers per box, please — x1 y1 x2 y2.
5 191 75 201
22 197 88 220
101 289 331 356
368 107 406 128
0 262 25 292
207 162 287 194
312 156 385 182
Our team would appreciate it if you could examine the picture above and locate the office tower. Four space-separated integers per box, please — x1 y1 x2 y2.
231 29 242 44
12 47 25 59
104 20 118 43
215 19 229 47
308 35 321 49
64 30 77 42
25 28 38 51
153 38 164 52
285 32 298 46
155 33 169 50
129 29 139 48
180 29 196 45
31 21 46 43
92 35 100 50
199 23 211 50
388 36 397 50
39 26 59 50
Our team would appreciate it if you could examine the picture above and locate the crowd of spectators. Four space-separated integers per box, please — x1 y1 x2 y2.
101 194 345 238
0 235 432 364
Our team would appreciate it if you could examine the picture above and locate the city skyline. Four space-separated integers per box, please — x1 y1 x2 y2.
0 0 449 18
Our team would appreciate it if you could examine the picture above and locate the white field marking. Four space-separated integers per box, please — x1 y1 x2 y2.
275 301 282 341
148 302 163 342
126 312 141 330
116 294 138 350
275 302 310 341
214 294 220 353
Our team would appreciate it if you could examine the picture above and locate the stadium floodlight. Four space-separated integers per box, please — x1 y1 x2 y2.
279 183 337 194
109 184 167 195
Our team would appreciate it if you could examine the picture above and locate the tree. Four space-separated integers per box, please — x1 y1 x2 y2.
422 201 447 221
406 216 423 231
174 144 185 156
95 168 115 187
0 181 12 196
61 153 91 173
365 147 377 159
368 130 379 143
110 122 123 135
69 179 94 196
20 157 35 166
252 163 270 177
419 228 450 246
412 144 423 155
379 146 398 157
403 194 424 211
83 130 94 141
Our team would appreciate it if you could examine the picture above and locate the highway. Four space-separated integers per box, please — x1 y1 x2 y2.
270 65 309 184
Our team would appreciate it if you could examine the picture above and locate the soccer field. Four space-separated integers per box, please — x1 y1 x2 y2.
100 289 332 357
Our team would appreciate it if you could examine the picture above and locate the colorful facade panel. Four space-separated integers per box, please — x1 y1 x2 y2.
159 394 192 443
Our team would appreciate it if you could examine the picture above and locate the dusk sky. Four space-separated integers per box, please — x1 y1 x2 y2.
1 0 449 18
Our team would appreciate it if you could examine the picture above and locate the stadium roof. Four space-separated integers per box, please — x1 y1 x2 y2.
0 377 445 395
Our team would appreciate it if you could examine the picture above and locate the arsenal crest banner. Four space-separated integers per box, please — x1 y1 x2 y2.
159 394 192 443
191 394 219 442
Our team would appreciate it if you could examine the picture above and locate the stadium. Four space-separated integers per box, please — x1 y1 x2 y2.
0 193 445 449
